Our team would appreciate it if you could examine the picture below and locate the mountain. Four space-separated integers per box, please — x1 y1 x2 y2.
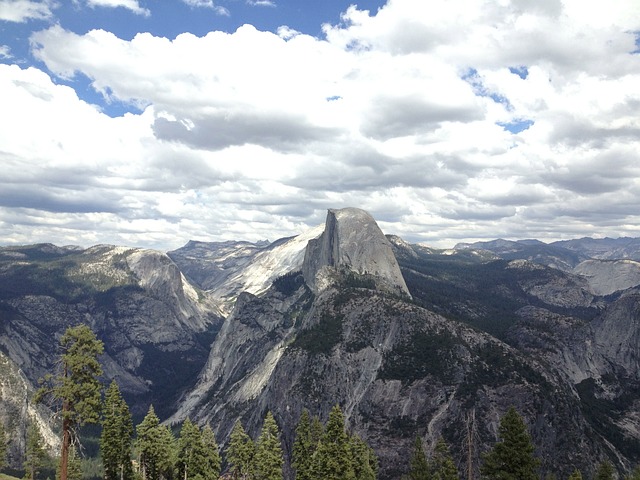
0 244 223 420
2 211 640 478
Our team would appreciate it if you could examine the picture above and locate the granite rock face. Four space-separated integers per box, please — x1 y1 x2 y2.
302 208 409 296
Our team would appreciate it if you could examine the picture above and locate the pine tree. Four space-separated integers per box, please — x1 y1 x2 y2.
292 410 316 480
626 466 640 480
177 419 206 480
312 405 355 480
136 405 176 480
23 420 48 480
408 436 430 480
567 469 582 480
431 439 459 480
254 412 283 480
480 406 540 480
0 421 7 471
594 461 615 480
226 420 255 480
200 425 221 480
36 325 104 480
57 446 82 480
101 380 134 480
349 434 377 480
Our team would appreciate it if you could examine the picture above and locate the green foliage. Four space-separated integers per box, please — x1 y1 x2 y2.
625 466 640 480
480 407 540 480
350 434 377 480
200 425 221 480
378 330 457 384
177 419 207 480
0 422 7 471
430 439 459 480
254 412 283 480
594 461 615 480
291 312 344 355
136 406 175 480
226 421 255 480
272 271 304 295
23 421 48 480
101 381 134 480
567 469 583 480
312 405 355 480
56 447 82 480
407 436 429 480
292 410 318 480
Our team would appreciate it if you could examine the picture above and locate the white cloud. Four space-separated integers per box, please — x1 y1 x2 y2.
0 0 56 22
2 0 640 249
247 0 276 7
83 0 150 16
0 45 12 58
181 0 229 15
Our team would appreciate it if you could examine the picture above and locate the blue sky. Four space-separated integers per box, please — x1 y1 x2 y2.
1 0 640 250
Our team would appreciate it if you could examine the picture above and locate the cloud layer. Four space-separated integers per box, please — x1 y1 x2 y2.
1 0 640 249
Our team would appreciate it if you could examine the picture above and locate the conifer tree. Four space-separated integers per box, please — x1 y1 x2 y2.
480 406 540 480
594 461 615 480
567 469 582 480
24 420 48 480
431 438 459 480
254 412 283 480
408 436 430 480
350 434 377 480
57 446 82 480
200 425 221 480
36 325 104 480
292 410 316 480
137 405 176 480
177 419 206 480
0 421 7 471
101 380 134 480
626 466 640 480
312 405 355 480
226 420 255 480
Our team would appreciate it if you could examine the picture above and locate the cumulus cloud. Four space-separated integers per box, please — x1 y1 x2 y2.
181 0 229 15
2 0 640 249
0 0 56 22
81 0 150 16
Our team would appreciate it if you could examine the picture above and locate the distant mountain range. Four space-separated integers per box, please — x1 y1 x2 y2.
1 210 639 479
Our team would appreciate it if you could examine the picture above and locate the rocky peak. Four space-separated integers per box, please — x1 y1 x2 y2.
302 208 410 296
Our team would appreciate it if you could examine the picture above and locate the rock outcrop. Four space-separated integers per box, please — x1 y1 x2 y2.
302 208 409 296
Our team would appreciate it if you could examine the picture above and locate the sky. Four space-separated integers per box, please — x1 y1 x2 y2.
1 0 640 251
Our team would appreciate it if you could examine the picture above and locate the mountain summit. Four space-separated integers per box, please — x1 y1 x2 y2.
302 207 410 296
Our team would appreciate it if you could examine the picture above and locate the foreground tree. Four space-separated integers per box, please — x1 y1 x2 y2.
480 407 540 480
23 420 48 480
226 421 255 480
350 434 377 480
57 446 82 480
0 421 7 471
407 436 429 480
200 425 221 480
101 380 134 480
626 466 640 480
36 325 104 480
594 461 615 480
567 470 583 480
136 405 176 480
312 405 355 480
254 412 283 480
177 418 207 480
431 438 459 480
292 410 316 480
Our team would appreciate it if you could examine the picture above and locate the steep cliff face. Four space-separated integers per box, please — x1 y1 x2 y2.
0 244 223 419
302 208 409 296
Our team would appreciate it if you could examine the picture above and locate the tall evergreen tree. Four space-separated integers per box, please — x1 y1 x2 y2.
312 405 355 480
36 325 104 480
137 405 176 480
57 446 82 480
200 425 221 480
101 380 134 480
292 410 316 480
226 420 255 480
430 439 459 480
408 436 430 480
0 421 7 471
349 434 377 480
480 407 540 480
567 469 583 480
626 466 640 480
594 461 615 480
254 412 283 480
177 419 206 480
23 420 48 480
